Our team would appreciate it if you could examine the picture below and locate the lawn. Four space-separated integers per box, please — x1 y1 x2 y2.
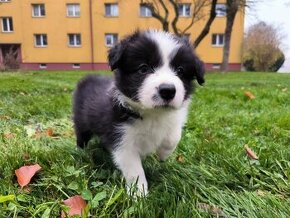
0 71 289 217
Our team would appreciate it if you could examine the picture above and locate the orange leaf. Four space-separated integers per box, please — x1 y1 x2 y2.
244 91 255 100
46 128 54 137
61 195 87 218
244 144 259 160
4 132 16 139
15 164 42 188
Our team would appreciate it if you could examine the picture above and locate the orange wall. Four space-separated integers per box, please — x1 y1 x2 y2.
0 0 244 65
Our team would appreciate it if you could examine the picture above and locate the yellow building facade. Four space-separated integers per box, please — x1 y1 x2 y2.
0 0 244 70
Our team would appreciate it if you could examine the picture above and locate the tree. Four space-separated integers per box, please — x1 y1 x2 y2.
242 21 285 72
140 0 217 48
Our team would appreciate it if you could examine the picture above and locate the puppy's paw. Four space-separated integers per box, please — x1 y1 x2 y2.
126 181 148 199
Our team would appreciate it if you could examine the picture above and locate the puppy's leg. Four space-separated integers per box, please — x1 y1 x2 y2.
75 129 92 148
113 148 148 196
157 127 182 161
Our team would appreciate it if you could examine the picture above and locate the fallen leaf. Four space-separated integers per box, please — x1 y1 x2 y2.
46 128 54 137
4 132 16 139
61 195 87 218
244 91 255 100
282 88 287 92
0 115 11 120
197 203 225 217
15 164 42 188
176 155 185 163
244 144 259 160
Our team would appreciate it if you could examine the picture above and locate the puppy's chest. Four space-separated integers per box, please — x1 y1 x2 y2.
121 111 184 156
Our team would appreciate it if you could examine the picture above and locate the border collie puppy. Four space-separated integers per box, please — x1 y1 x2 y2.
73 30 204 196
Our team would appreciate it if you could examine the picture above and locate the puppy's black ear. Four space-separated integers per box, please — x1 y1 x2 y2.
108 31 141 71
108 43 123 71
194 58 205 85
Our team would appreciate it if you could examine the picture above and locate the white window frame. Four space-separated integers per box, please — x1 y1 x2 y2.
105 34 118 47
72 63 80 69
67 4 80 17
68 34 81 47
215 4 227 17
0 0 11 2
178 4 191 17
212 34 224 47
32 4 45 17
1 17 13 32
34 34 48 47
105 3 119 17
140 4 152 17
39 64 47 69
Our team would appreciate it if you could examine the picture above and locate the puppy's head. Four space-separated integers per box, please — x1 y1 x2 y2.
108 30 205 109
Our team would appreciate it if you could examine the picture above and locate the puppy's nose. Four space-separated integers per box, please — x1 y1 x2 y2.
158 83 176 101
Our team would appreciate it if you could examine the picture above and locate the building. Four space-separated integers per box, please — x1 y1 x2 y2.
0 0 244 71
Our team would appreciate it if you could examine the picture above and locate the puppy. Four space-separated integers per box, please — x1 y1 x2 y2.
73 30 205 196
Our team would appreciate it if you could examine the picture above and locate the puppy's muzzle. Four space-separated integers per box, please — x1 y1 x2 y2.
158 83 176 101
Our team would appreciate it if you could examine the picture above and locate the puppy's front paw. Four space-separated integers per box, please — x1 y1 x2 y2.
126 180 148 198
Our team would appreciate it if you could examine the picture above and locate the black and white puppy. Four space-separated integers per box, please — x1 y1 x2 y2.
73 30 204 196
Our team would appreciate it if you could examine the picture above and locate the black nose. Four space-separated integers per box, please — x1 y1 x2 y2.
158 84 176 101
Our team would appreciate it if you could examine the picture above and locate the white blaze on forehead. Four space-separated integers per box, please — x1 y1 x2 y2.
146 30 181 65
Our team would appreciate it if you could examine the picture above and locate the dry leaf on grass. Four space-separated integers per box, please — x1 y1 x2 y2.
15 164 42 188
197 203 225 217
61 195 87 218
4 132 16 139
244 144 259 160
176 155 185 163
244 91 255 100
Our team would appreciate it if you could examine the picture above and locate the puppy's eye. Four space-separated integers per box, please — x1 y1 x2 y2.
138 64 150 74
176 66 184 75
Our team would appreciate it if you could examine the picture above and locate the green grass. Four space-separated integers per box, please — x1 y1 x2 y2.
0 71 289 217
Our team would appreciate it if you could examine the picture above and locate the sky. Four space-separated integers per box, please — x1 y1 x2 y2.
245 0 290 72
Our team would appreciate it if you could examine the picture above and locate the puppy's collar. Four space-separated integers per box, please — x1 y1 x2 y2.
110 87 143 120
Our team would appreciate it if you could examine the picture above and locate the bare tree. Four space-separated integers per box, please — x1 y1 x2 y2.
140 0 217 47
243 21 285 72
220 0 256 72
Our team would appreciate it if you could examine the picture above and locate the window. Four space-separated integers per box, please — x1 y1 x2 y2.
34 34 47 47
72 63 80 68
1 17 13 32
39 64 47 69
178 4 191 17
215 4 226 17
212 64 221 69
0 0 11 2
105 4 118 17
105 34 118 47
140 4 152 17
68 34 81 47
32 4 45 17
67 4 80 17
212 34 224 46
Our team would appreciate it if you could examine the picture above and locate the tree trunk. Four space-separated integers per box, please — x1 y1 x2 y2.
220 0 239 72
194 0 217 48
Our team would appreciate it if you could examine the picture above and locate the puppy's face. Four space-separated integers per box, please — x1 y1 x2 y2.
109 30 205 109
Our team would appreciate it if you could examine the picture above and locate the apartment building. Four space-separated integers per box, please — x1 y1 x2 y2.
0 0 244 71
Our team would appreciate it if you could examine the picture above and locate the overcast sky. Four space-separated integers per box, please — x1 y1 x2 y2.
245 0 290 72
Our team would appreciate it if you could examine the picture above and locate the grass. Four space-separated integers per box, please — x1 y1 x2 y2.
0 71 289 217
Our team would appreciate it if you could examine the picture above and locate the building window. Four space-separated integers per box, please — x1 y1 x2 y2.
39 64 47 69
34 34 47 47
0 0 11 2
212 34 224 46
1 17 13 32
68 34 81 47
72 63 80 69
178 4 191 17
67 4 80 17
140 4 152 17
212 63 221 69
32 4 46 17
105 34 118 47
215 4 226 17
105 3 119 17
